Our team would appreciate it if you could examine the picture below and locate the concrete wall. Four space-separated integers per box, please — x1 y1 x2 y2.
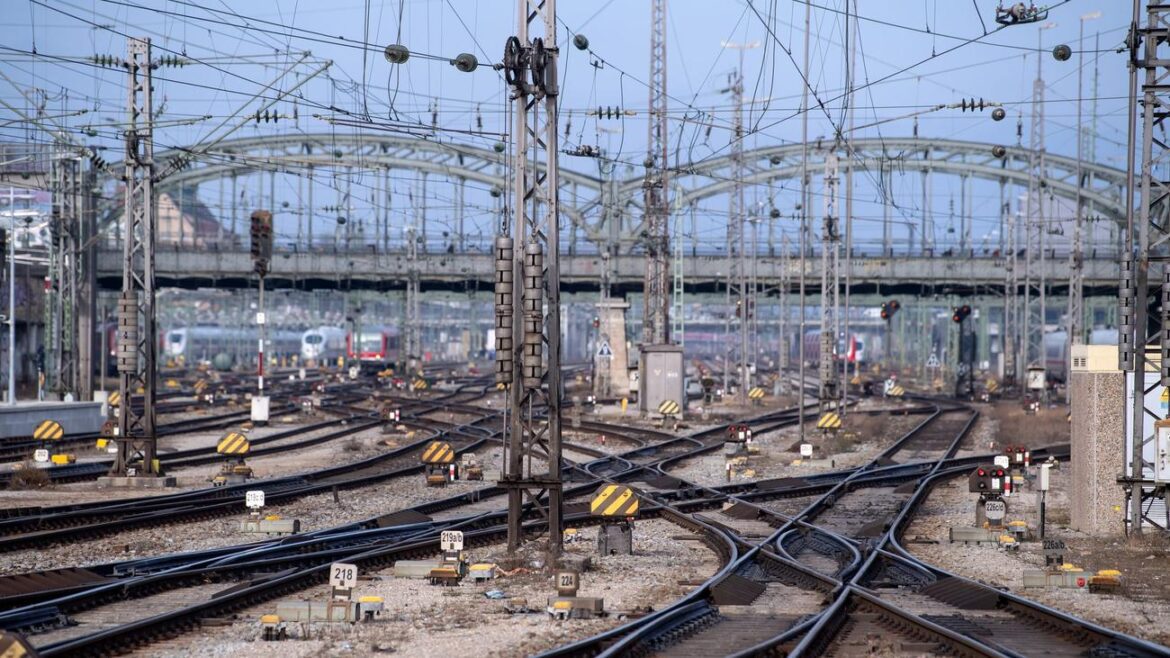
0 401 105 440
1070 369 1126 536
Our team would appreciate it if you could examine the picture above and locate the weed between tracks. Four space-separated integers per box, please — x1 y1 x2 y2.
8 462 50 489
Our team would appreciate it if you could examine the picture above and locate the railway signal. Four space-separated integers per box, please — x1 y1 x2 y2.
879 299 900 321
249 210 273 277
952 304 975 400
951 304 972 324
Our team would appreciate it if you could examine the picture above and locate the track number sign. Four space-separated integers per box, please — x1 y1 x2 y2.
245 490 265 509
32 449 48 463
440 530 464 551
330 562 358 590
984 499 1006 523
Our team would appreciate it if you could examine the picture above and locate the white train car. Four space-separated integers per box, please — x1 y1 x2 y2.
301 326 348 363
166 326 300 370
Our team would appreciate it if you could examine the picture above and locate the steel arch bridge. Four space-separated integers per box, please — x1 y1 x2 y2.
97 132 1125 256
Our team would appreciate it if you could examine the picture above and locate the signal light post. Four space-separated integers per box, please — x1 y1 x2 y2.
952 304 974 399
880 300 900 375
250 210 273 424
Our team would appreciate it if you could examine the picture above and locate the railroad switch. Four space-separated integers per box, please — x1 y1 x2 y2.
271 595 385 625
1023 564 1092 590
461 453 484 480
428 550 469 586
272 561 385 625
259 614 287 641
240 513 300 536
469 563 498 582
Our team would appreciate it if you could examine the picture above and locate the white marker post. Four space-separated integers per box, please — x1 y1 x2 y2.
1039 463 1051 538
245 489 265 521
329 561 358 600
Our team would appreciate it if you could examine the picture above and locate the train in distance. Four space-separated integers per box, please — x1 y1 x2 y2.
300 325 401 366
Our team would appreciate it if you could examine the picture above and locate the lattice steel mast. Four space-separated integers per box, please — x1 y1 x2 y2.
48 152 81 399
642 0 670 346
1002 193 1018 388
113 37 159 477
722 48 751 404
1121 0 1170 535
819 154 840 411
1023 28 1049 400
499 0 564 556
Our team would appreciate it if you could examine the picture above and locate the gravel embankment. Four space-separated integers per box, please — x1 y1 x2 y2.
905 433 1170 648
131 518 720 658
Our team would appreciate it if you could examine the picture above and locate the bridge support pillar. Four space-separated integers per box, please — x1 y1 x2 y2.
1069 344 1124 536
594 300 629 398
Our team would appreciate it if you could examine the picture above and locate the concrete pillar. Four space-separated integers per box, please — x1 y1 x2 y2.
1069 344 1125 536
595 300 630 397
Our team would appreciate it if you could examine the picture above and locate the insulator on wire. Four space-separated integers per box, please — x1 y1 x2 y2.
494 236 514 384
522 242 544 389
1119 252 1135 372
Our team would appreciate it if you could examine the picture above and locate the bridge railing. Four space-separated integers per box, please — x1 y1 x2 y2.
134 228 1121 264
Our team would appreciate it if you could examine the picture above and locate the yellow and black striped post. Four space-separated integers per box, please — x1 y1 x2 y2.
590 484 639 518
412 379 428 392
816 412 842 433
107 391 121 408
421 441 455 464
193 379 208 396
889 384 905 398
0 630 35 657
748 387 765 404
657 399 681 416
216 432 251 456
32 420 64 442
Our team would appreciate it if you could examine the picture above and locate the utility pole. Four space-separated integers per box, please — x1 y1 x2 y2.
797 0 811 442
250 210 272 423
112 37 159 478
820 154 840 412
499 0 564 557
48 151 82 400
405 221 420 373
779 232 790 394
722 41 757 405
1002 194 1018 388
839 1 856 413
671 200 687 347
1069 11 1100 354
1023 24 1054 402
641 0 669 347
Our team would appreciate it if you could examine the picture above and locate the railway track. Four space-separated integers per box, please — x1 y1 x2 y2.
2 390 1148 658
0 375 359 465
547 398 1169 658
0 395 817 653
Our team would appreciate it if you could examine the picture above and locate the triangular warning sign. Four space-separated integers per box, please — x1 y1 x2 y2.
926 353 940 368
596 340 613 358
